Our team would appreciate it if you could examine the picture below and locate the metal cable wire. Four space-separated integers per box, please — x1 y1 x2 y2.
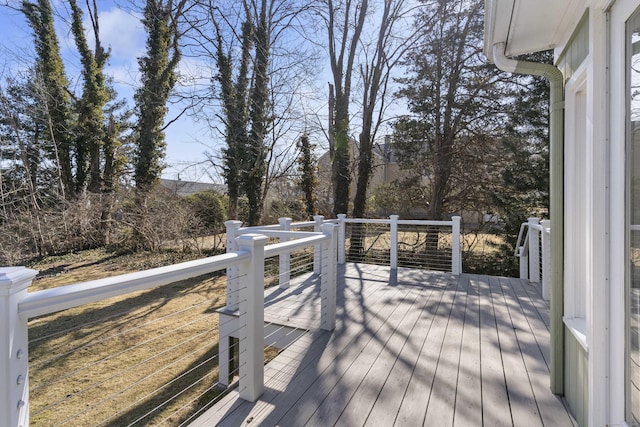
30 237 330 426
31 298 249 419
344 223 454 271
107 347 232 427
30 295 217 370
57 334 248 427
34 317 226 418
31 307 228 396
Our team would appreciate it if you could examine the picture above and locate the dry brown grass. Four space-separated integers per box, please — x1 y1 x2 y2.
26 249 231 426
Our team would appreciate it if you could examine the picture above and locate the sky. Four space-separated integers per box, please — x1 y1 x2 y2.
0 0 228 183
0 1 408 184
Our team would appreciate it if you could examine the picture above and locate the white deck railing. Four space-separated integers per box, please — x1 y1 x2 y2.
338 214 462 274
0 213 461 426
515 217 551 300
0 225 337 426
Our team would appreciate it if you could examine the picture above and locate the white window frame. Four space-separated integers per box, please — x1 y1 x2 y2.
610 0 640 424
564 60 591 351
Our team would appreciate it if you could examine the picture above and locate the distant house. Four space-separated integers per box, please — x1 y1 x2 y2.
159 179 227 197
316 136 416 213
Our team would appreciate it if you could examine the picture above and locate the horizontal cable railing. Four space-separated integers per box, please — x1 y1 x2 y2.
1 213 462 427
0 223 338 427
338 215 462 274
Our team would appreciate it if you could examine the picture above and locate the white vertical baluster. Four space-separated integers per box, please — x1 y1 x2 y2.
390 215 399 269
236 234 268 402
278 217 292 288
224 220 243 310
452 216 462 275
528 217 541 283
337 214 346 264
321 224 338 331
313 215 324 274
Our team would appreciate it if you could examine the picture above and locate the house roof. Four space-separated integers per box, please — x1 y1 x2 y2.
159 178 227 197
484 0 583 62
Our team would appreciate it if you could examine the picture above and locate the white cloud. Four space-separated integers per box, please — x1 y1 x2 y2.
94 8 145 62
176 57 213 88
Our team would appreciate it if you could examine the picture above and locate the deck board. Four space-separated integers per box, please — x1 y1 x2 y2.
331 285 431 426
190 264 576 427
490 276 543 427
478 275 513 427
423 270 465 426
453 274 482 427
394 273 458 426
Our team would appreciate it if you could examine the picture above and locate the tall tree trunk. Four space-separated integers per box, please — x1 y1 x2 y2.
22 0 74 198
245 0 270 225
134 0 187 192
326 0 369 217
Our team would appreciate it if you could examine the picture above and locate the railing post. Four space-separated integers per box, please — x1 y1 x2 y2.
541 219 551 301
313 215 324 274
278 217 292 288
320 224 338 331
451 216 462 275
0 267 38 427
519 246 529 279
337 214 346 264
528 217 541 283
390 215 399 269
236 234 268 402
220 220 242 389
224 220 243 311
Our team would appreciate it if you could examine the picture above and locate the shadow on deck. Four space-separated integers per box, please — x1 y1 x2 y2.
191 263 576 427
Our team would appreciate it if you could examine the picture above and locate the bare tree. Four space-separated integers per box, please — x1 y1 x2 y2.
134 0 191 192
21 0 74 198
347 0 417 259
69 0 110 194
191 0 318 224
324 0 368 217
352 0 417 219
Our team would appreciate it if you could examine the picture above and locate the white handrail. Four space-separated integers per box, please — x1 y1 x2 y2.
18 252 250 320
343 218 391 224
238 230 319 239
263 234 328 258
515 222 529 256
343 218 454 226
515 218 550 300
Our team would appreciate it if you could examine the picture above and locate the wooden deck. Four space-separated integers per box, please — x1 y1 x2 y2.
192 263 576 427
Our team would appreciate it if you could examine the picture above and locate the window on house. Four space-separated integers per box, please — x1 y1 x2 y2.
564 63 589 349
627 8 640 425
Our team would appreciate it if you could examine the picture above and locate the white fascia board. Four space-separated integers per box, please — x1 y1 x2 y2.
484 0 513 62
485 0 585 62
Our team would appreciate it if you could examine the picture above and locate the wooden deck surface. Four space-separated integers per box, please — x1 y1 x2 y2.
191 263 576 427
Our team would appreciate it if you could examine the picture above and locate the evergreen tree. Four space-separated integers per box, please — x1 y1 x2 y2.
487 51 552 276
393 0 508 220
22 0 74 198
69 0 110 193
134 0 187 191
297 134 317 218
